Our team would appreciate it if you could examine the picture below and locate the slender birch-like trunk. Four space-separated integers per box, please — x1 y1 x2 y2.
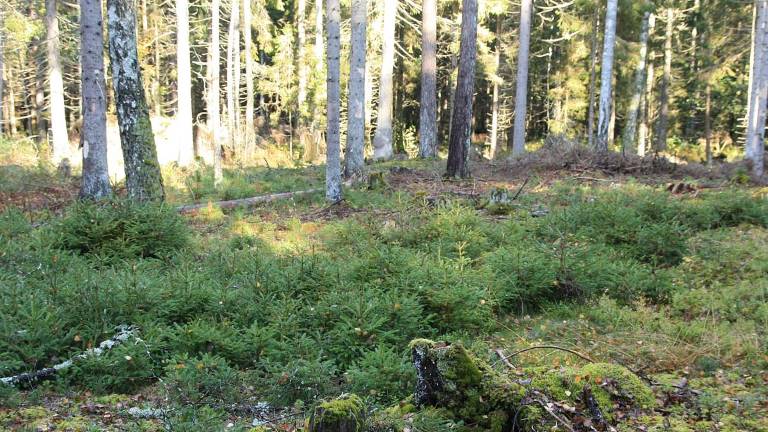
209 0 223 185
176 0 195 165
586 8 600 148
746 0 768 176
46 0 70 165
655 7 674 152
226 0 240 152
345 0 367 176
489 15 502 159
326 0 342 201
623 10 653 154
596 0 618 151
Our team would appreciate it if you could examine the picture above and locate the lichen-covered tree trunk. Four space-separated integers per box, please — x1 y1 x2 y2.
176 0 195 166
46 0 70 166
79 0 112 200
511 0 532 156
372 0 396 161
326 0 342 202
226 0 241 152
107 0 165 202
655 7 674 153
418 0 437 158
445 0 478 178
345 0 367 177
208 0 223 186
623 10 653 155
596 0 618 151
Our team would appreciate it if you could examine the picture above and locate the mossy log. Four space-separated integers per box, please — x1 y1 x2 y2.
308 394 365 432
409 339 655 431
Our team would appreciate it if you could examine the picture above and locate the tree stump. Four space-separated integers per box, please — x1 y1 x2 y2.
308 394 365 432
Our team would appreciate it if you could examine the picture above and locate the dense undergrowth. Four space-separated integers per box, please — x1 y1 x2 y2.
0 175 767 430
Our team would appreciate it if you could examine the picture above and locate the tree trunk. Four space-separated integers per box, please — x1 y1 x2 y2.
176 0 195 166
372 0 396 161
345 0 367 176
655 7 674 152
596 0 618 151
445 0 478 178
418 0 437 158
153 19 162 116
746 0 768 177
705 82 712 165
226 0 240 152
639 51 655 157
511 0 532 156
244 0 254 152
46 0 70 165
208 0 223 186
0 10 4 135
489 15 502 159
326 0 342 202
107 0 165 202
79 0 112 199
622 11 653 155
308 395 364 432
586 8 600 148
296 0 308 154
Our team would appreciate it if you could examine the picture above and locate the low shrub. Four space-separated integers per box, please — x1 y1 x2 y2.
50 200 189 262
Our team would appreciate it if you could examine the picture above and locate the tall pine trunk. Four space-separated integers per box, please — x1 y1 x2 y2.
372 0 396 161
586 8 600 148
623 10 653 154
511 0 532 155
79 0 112 199
209 0 223 186
596 0 618 151
639 51 655 156
345 0 367 176
108 0 165 201
296 0 307 155
445 0 478 178
46 0 70 166
226 0 241 152
418 0 437 158
244 0 254 150
326 0 342 201
655 7 674 152
176 0 195 165
489 15 502 159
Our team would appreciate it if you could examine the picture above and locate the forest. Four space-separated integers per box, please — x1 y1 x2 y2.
0 0 767 430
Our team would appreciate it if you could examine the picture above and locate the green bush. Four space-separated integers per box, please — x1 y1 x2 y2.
164 353 240 407
51 200 189 262
346 346 415 404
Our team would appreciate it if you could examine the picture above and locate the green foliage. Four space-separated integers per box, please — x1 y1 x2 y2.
50 200 189 262
164 353 240 407
347 346 415 404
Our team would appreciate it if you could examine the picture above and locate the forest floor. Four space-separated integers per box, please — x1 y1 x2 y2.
1 143 767 431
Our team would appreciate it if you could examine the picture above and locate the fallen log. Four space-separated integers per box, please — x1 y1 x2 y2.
1 325 138 388
177 188 323 214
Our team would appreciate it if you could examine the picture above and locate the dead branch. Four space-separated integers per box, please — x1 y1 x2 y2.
1 325 138 388
177 189 322 213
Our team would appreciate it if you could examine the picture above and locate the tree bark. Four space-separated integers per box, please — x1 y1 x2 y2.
0 10 4 135
418 0 437 158
655 7 674 152
208 0 223 186
489 15 502 159
326 0 342 201
596 0 618 151
107 0 165 202
46 0 70 166
226 0 241 152
345 0 367 176
586 8 600 149
296 0 308 155
511 0 532 156
176 0 195 165
244 0 254 152
79 0 112 199
746 0 768 176
623 11 653 155
372 0 396 161
705 82 712 165
445 0 478 178
639 50 655 157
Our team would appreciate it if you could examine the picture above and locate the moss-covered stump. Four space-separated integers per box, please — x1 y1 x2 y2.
308 394 365 432
409 339 655 431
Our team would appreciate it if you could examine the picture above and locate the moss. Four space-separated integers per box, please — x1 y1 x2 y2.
309 394 365 431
